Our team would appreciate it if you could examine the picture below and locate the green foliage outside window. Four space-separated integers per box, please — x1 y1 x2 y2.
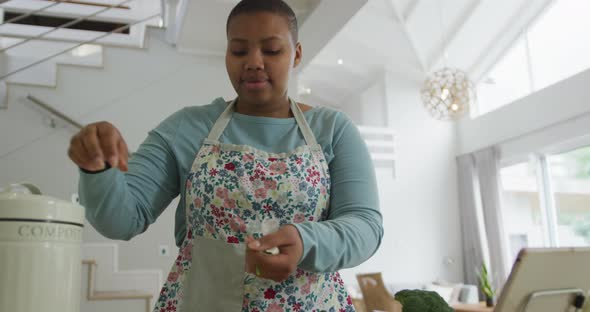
558 214 590 244
562 146 590 179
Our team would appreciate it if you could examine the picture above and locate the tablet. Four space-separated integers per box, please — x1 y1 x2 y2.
495 247 590 312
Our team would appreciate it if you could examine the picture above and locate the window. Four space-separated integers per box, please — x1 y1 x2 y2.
477 1 590 116
500 161 545 261
476 37 531 116
548 146 590 247
527 1 590 91
500 145 590 265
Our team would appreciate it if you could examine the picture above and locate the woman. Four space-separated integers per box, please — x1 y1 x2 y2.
68 0 383 311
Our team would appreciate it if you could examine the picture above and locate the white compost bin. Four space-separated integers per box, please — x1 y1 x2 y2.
0 183 84 312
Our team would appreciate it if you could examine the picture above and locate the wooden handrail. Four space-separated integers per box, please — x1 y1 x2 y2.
43 0 130 10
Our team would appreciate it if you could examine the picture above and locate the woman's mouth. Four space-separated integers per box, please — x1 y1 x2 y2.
242 79 270 91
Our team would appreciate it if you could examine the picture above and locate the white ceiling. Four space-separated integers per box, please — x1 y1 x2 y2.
299 0 553 107
173 0 554 108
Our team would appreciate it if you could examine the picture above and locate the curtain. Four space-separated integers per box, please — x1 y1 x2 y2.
473 147 510 289
457 154 486 287
458 147 510 294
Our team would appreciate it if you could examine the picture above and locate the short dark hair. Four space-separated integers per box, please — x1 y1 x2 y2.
226 0 299 43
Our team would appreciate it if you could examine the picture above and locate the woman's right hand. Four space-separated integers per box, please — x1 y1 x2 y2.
68 121 129 172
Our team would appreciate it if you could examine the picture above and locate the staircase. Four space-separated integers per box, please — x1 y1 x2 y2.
1 37 104 88
0 0 163 108
1 2 172 311
358 125 396 176
82 243 162 312
0 0 215 157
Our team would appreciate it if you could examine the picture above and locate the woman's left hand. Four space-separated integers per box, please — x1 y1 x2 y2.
245 225 303 283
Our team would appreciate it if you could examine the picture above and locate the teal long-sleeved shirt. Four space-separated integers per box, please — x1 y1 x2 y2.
79 97 383 272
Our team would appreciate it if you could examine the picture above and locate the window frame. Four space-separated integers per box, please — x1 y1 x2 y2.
499 135 590 272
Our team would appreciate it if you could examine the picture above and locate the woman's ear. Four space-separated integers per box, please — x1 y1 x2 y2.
293 42 302 68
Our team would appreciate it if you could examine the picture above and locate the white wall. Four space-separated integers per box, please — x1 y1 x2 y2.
337 69 464 287
338 72 389 127
458 68 590 157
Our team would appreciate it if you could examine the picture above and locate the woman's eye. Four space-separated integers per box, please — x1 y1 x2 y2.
232 51 247 56
264 50 281 55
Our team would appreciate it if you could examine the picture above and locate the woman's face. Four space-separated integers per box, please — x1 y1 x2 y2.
226 12 301 106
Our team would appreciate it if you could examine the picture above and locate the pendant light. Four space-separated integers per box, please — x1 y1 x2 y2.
420 0 475 121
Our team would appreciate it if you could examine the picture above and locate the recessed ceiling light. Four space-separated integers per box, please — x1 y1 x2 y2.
337 59 343 65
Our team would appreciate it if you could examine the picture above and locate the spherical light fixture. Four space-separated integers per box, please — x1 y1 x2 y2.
421 67 475 121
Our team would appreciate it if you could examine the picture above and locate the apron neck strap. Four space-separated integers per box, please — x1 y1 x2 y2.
290 97 317 146
206 99 235 142
207 98 318 146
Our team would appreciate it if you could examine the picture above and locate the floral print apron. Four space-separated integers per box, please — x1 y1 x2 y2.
154 99 355 312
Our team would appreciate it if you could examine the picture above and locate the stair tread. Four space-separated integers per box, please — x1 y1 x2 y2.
0 0 138 23
91 290 153 300
0 24 143 48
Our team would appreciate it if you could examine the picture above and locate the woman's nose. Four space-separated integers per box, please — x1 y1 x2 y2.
245 51 264 71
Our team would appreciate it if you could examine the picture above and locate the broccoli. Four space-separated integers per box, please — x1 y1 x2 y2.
394 289 454 312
